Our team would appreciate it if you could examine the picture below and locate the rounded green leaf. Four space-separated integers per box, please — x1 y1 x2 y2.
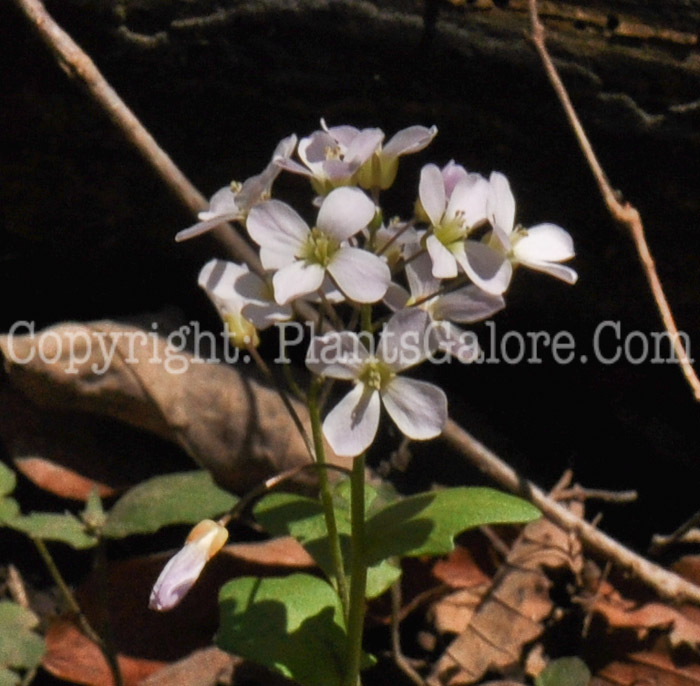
363 487 540 565
0 463 16 498
217 573 347 686
103 471 238 538
535 656 591 686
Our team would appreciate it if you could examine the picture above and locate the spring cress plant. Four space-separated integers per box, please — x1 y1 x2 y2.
152 121 578 686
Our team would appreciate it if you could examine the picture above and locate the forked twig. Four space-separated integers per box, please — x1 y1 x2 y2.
13 0 700 605
528 0 700 401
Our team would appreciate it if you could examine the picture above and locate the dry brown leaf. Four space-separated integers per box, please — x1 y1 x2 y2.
44 618 164 686
429 503 584 685
222 537 315 568
138 647 236 686
0 320 353 493
433 547 492 590
595 641 700 686
593 580 700 649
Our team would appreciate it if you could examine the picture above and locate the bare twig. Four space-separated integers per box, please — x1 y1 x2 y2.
11 0 261 274
555 485 638 504
16 0 700 606
649 507 700 555
391 581 426 686
528 0 700 401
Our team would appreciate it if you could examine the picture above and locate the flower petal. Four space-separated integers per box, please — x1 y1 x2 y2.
487 171 516 235
247 200 309 259
272 261 325 304
383 281 410 311
345 128 384 165
149 520 228 611
455 241 513 295
328 247 390 303
382 125 437 158
441 160 469 198
198 259 247 311
518 260 579 284
381 376 447 440
432 285 505 323
426 234 458 279
176 211 242 242
514 223 575 262
378 308 433 371
405 252 440 300
316 187 376 241
306 331 370 379
433 321 481 363
419 164 447 227
199 187 239 220
323 384 381 457
445 175 489 229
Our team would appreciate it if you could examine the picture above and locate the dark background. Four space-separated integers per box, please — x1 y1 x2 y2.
2 0 700 554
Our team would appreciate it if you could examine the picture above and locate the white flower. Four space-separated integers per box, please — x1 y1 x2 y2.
385 253 504 363
306 309 447 457
356 125 438 190
487 172 577 284
198 259 292 347
419 163 512 296
175 134 297 241
149 519 228 611
246 187 390 305
277 122 384 195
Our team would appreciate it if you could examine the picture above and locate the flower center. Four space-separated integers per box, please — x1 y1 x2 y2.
359 357 395 391
433 211 467 248
300 227 340 267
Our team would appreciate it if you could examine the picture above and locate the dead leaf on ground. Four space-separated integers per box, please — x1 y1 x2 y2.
592 580 700 649
429 502 584 685
43 617 164 686
595 638 700 686
0 320 353 493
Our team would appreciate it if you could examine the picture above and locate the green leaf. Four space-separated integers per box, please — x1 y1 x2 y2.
0 463 19 526
363 487 540 565
9 512 97 549
81 488 106 532
0 601 45 686
254 491 399 598
103 471 238 538
0 463 16 498
217 573 347 686
535 657 591 686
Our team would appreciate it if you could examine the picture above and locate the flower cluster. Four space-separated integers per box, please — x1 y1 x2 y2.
183 122 577 458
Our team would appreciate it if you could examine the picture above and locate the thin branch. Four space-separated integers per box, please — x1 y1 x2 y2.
528 0 700 401
391 581 426 686
17 0 700 606
10 0 261 274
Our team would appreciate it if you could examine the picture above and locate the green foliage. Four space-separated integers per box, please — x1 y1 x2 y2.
363 487 540 565
535 657 591 686
102 471 238 538
217 573 349 686
254 489 400 598
9 512 97 549
0 601 45 686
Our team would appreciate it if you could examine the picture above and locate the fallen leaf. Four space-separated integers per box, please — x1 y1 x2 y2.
429 502 584 685
592 578 700 649
595 641 700 685
43 618 164 686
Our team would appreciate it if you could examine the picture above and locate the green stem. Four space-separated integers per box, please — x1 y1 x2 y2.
308 381 349 617
34 538 123 686
343 453 368 686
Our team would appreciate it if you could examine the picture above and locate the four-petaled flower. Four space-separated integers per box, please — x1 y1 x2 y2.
176 134 297 241
487 172 578 284
149 519 228 611
246 186 390 305
306 309 448 457
419 163 512 295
